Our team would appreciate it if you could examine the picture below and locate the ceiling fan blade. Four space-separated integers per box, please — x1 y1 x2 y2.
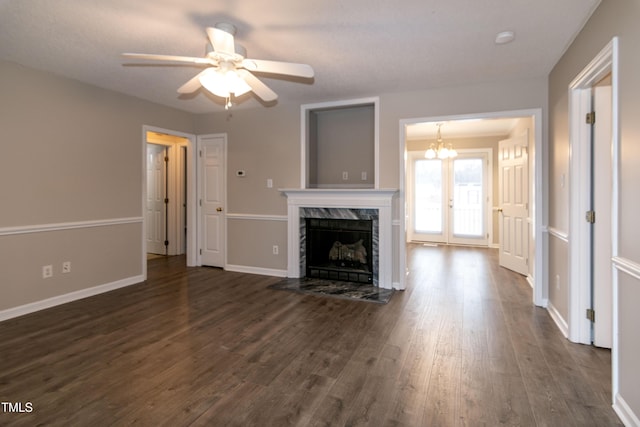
177 70 209 94
242 59 314 78
206 27 235 56
122 53 212 65
237 70 278 102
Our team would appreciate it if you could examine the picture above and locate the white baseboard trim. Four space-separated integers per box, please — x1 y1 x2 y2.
614 392 640 427
0 275 144 322
547 301 569 339
225 264 288 278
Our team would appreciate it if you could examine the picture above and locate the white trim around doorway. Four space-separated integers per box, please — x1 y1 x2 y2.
567 37 619 407
141 125 198 279
398 108 545 307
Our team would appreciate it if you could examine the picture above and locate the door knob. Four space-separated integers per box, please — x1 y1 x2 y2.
497 208 503 213
216 207 223 212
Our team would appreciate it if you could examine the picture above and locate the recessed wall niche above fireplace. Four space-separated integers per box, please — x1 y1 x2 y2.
301 97 379 189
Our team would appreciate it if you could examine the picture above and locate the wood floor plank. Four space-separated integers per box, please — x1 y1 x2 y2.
0 246 624 426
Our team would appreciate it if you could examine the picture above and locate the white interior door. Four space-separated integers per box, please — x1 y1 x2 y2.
146 144 167 255
198 134 226 267
592 84 613 348
498 132 529 276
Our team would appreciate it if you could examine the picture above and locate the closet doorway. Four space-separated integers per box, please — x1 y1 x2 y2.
145 130 189 257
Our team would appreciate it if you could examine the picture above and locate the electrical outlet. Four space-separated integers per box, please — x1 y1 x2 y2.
267 178 273 188
361 171 367 181
42 265 53 279
62 261 71 274
272 245 279 255
342 171 348 180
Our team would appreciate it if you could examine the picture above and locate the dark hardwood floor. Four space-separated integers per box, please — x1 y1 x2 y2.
0 245 622 426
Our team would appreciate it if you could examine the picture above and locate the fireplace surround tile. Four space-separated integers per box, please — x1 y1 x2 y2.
281 189 397 289
300 208 379 285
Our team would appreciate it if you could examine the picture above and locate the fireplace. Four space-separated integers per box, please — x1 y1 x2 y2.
306 218 373 283
281 188 397 289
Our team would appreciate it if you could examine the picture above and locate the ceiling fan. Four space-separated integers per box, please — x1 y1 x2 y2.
122 23 314 108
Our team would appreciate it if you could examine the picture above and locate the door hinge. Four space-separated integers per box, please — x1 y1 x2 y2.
585 210 596 223
164 156 169 162
164 198 169 204
199 199 202 207
586 111 596 125
199 150 203 157
199 249 202 255
586 308 595 322
164 240 169 247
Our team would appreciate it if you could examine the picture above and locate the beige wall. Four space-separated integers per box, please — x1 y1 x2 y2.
195 78 547 280
311 105 375 187
549 0 640 420
0 62 548 311
0 60 194 311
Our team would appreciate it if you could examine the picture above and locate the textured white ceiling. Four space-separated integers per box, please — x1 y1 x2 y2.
406 118 519 140
0 0 600 113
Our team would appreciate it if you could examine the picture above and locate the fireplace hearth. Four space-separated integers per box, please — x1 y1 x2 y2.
306 218 373 283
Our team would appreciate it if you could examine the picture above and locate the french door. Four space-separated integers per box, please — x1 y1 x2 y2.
408 150 490 246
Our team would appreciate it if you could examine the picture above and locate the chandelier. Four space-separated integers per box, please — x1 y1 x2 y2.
425 123 457 159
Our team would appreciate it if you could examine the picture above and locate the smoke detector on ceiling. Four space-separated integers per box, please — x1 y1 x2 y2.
495 31 515 45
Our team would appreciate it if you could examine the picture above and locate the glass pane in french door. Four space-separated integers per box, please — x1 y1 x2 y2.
414 159 443 234
451 158 484 237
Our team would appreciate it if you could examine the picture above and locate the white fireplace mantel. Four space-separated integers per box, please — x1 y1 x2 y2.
280 188 398 289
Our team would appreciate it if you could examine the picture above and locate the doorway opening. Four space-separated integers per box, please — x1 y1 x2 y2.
399 109 545 308
146 131 188 257
568 38 618 350
141 126 197 279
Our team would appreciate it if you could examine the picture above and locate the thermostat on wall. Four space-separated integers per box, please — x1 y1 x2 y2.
236 170 246 177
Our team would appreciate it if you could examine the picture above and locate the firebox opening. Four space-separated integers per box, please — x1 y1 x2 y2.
305 218 373 284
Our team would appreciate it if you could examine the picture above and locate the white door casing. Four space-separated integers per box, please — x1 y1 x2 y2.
399 109 543 305
198 134 226 267
146 144 167 255
498 131 529 276
593 84 613 349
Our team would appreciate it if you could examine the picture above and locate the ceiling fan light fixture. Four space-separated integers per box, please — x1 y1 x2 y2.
199 67 251 98
123 23 313 107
